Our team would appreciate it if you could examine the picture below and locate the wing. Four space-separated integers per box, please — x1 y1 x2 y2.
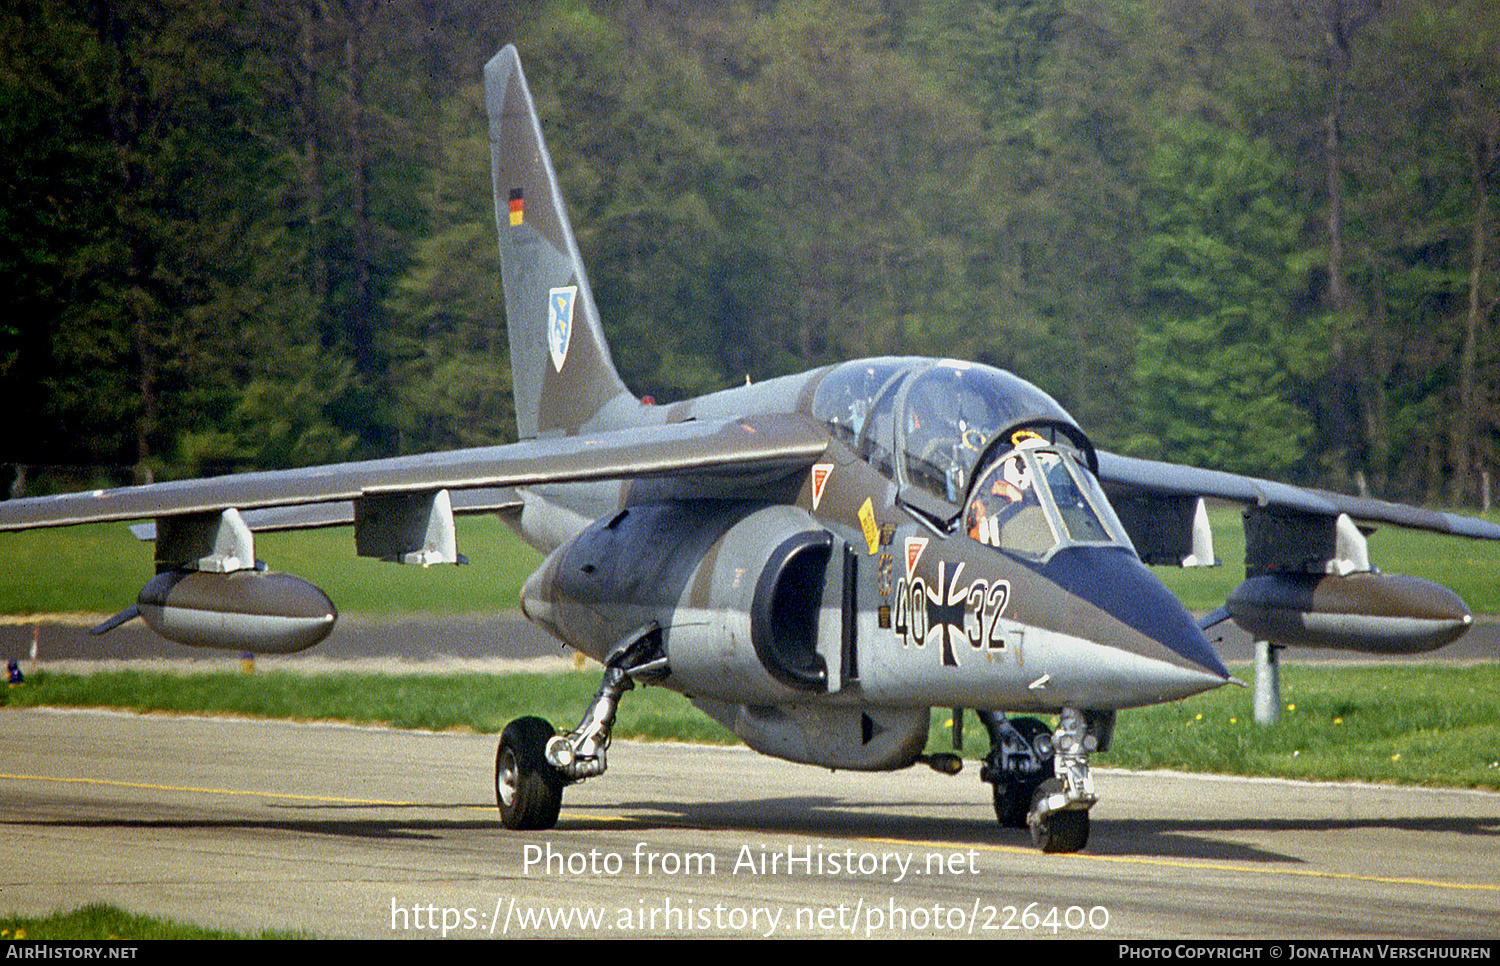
0 413 828 560
1097 451 1500 544
1094 450 1498 653
0 413 828 653
1096 449 1500 573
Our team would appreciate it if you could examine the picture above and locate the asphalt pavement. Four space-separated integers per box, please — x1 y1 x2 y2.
4 708 1497 938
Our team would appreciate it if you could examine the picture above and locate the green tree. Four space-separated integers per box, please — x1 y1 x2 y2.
0 0 274 485
1127 118 1318 476
723 0 991 372
384 85 513 451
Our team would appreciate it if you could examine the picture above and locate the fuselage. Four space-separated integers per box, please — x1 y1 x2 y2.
515 357 1231 719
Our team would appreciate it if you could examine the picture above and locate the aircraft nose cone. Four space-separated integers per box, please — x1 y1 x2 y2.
1040 546 1231 682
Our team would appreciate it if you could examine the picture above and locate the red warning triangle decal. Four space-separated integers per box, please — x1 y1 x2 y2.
904 537 928 579
811 463 833 510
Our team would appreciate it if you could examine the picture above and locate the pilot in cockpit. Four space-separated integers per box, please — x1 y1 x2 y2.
967 431 1053 554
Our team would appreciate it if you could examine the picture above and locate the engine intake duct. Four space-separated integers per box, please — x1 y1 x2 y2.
520 501 847 704
751 530 830 692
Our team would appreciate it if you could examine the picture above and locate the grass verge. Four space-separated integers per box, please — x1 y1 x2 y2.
5 663 1499 790
0 903 311 940
0 668 738 744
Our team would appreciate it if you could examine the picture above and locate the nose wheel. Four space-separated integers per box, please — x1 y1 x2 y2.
1027 777 1090 853
979 707 1108 853
1024 708 1104 853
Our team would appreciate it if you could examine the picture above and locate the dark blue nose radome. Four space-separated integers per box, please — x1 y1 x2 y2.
1040 545 1232 682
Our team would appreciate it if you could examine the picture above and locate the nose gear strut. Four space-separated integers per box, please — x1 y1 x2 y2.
974 707 1111 853
1024 707 1112 853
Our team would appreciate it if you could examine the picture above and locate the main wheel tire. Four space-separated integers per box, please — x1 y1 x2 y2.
991 717 1053 829
495 716 564 830
994 778 1041 829
1028 777 1089 853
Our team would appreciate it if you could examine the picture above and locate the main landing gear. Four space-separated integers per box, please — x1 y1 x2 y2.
977 707 1112 853
494 631 665 831
495 716 564 830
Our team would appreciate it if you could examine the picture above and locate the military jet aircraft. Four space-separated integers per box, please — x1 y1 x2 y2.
3 46 1497 854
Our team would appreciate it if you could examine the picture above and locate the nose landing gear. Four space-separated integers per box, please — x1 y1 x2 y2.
979 707 1111 853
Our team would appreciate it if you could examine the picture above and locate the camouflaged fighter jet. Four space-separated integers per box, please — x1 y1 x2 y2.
4 46 1499 854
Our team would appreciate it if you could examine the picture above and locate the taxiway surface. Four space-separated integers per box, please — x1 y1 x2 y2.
2 708 1496 939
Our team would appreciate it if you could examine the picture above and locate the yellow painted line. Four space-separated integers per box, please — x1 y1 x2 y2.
864 836 1500 895
557 810 632 823
1 770 580 816
0 772 415 808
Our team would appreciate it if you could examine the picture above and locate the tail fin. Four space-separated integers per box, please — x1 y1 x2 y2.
486 45 630 439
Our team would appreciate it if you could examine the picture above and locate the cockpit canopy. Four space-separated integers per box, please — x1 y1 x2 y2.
812 357 1095 498
812 358 1130 558
965 442 1129 557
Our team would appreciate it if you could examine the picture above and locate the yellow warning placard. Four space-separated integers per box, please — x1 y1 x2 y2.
858 498 879 555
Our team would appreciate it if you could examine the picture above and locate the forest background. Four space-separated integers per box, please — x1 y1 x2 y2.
1 0 1495 508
